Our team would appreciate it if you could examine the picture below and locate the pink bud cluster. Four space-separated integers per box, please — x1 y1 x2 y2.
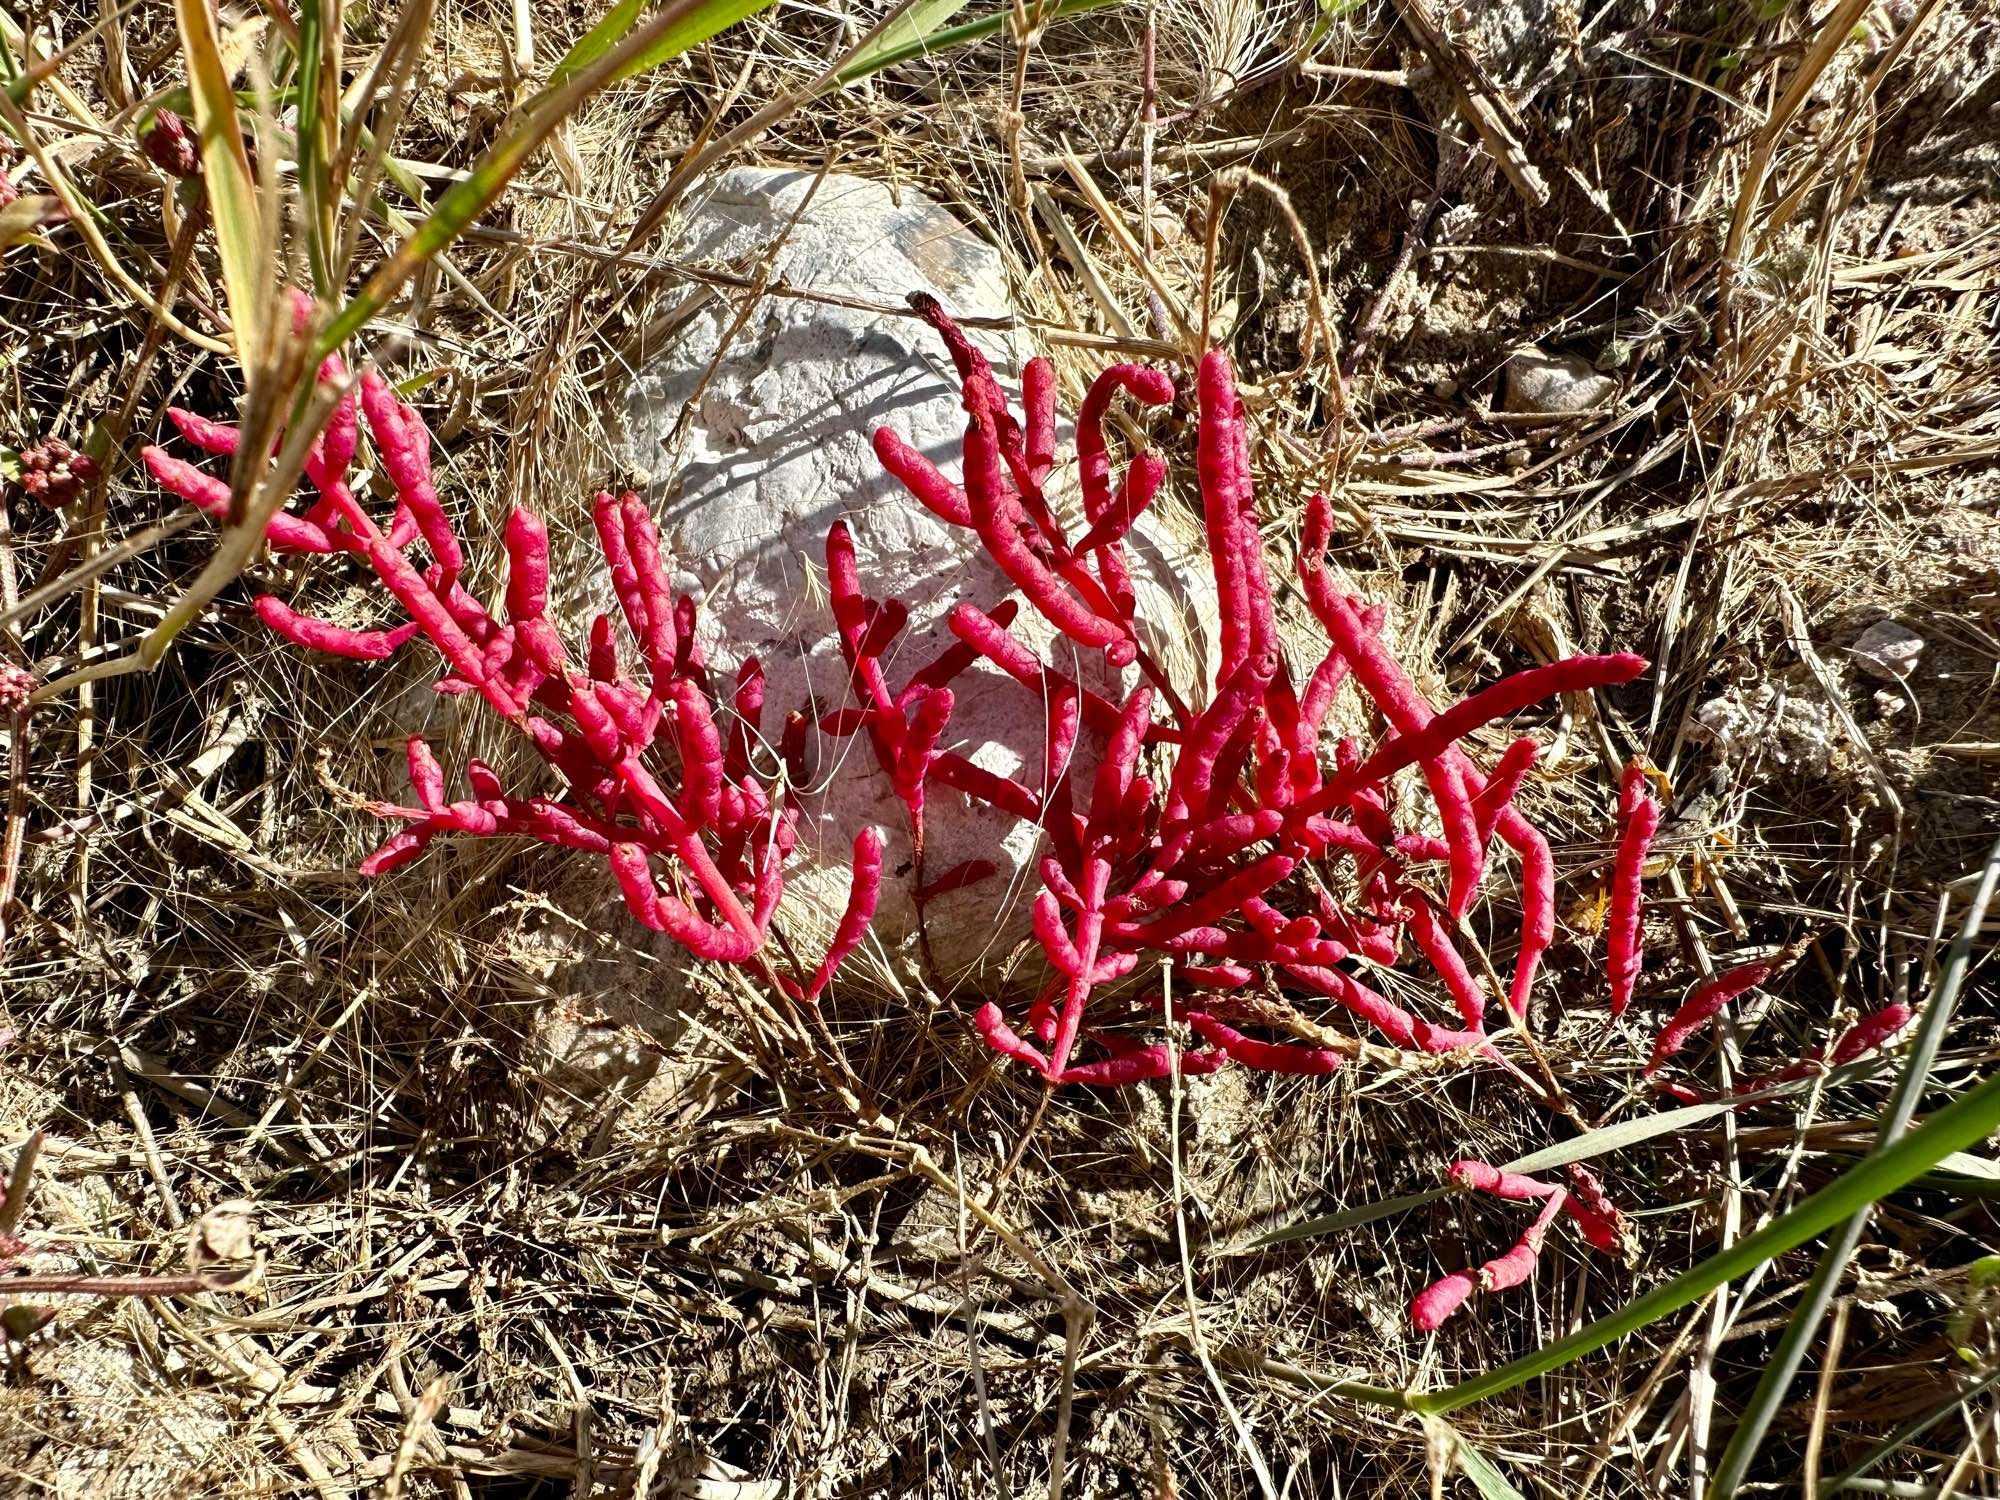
0 661 32 713
139 108 200 180
16 437 100 509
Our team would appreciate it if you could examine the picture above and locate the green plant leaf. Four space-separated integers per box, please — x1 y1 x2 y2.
1425 1417 1528 1498
544 0 772 97
172 0 268 363
835 0 1126 84
839 0 975 79
543 0 647 89
293 0 338 294
1238 1185 1448 1251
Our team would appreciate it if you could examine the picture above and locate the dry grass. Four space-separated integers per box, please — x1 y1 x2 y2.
2 0 1998 1495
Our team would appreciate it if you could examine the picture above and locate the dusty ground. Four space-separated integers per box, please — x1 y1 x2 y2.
2 0 1999 1495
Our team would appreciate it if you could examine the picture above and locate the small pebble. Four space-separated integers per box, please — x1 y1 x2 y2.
1503 344 1616 414
1850 619 1924 682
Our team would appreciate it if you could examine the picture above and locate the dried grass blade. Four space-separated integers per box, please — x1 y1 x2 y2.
319 0 772 355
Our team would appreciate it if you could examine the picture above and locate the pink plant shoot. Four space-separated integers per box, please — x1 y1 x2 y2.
1608 759 1661 1018
154 295 1699 1334
860 302 1649 1087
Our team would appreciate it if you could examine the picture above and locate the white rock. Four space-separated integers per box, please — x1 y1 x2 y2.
618 167 1213 980
1503 344 1616 414
1850 619 1924 682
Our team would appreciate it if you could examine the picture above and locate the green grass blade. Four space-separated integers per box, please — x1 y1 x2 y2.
1710 835 2000 1497
293 0 337 294
318 0 770 356
838 0 974 79
544 0 647 88
1237 1186 1447 1250
544 0 771 96
1412 1057 2000 1415
1819 1363 2000 1494
172 0 268 362
835 0 1126 84
604 0 770 86
1424 1417 1528 1498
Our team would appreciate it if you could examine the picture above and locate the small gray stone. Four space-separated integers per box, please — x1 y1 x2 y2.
1850 619 1924 683
1503 344 1617 414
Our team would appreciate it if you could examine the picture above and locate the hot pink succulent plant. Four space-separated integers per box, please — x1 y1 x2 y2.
145 295 1919 1335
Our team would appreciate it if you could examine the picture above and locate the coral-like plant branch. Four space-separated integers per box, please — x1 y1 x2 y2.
1608 760 1661 1017
864 308 1653 1087
162 294 1916 1339
146 343 877 1004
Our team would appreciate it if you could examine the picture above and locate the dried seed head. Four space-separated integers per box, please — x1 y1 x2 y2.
17 437 100 508
0 661 34 713
140 108 200 179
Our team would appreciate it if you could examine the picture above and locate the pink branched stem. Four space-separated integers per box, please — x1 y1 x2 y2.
1830 1001 1914 1063
1185 1013 1344 1074
1717 1000 1917 1100
1296 493 1586 1017
1076 363 1173 612
1057 1042 1227 1087
1194 350 1275 682
871 427 971 527
1608 760 1661 1018
1475 738 1539 843
959 383 1134 665
1448 1159 1555 1202
1283 964 1419 1049
149 341 831 1001
1320 657 1646 804
1399 891 1489 1034
253 595 419 659
801 827 885 1002
1481 1190 1567 1291
1410 1186 1570 1331
1077 362 1175 521
974 1001 1051 1073
948 603 1123 735
918 859 998 901
1410 1271 1477 1331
